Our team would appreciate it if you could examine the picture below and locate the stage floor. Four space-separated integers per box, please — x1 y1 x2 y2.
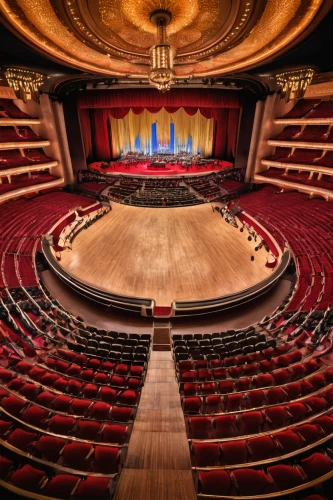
59 204 274 306
89 160 233 177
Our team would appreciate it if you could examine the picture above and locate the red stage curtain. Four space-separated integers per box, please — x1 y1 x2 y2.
77 89 242 110
91 109 111 161
79 109 92 160
77 89 242 161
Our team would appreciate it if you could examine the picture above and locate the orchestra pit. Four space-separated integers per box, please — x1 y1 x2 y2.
0 2 333 500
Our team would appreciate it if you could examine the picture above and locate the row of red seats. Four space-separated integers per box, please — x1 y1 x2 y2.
191 413 333 466
0 149 52 169
239 186 333 312
0 173 59 198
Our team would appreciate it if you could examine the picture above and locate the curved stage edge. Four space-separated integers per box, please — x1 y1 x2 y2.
42 237 291 318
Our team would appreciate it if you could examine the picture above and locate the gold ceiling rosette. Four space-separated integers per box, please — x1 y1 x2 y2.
0 0 330 81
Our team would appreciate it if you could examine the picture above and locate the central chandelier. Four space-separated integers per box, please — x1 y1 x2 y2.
148 10 174 93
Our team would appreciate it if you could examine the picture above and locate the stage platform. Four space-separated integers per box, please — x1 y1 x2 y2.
57 203 276 308
89 160 233 177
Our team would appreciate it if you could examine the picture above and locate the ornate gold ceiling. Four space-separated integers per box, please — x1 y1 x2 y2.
0 0 331 78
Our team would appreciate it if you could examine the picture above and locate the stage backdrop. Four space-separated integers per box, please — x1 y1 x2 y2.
110 108 214 158
77 89 242 162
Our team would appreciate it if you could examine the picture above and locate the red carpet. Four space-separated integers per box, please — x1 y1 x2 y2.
89 160 233 177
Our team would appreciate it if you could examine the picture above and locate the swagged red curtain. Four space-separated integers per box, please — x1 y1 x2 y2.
77 89 242 161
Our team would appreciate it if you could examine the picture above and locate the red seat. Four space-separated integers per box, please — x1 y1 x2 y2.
183 383 198 396
253 373 274 388
100 361 116 371
36 435 66 461
22 405 49 426
289 363 307 380
83 383 98 398
130 365 143 376
314 415 333 434
35 391 55 407
274 429 303 453
266 387 287 405
40 373 60 386
225 393 243 412
74 477 110 500
301 452 333 480
43 474 79 498
18 382 38 398
62 442 91 470
201 382 216 394
272 369 290 385
8 428 36 451
265 406 289 429
183 396 201 413
205 395 222 413
0 420 12 436
48 415 76 433
268 464 303 490
213 367 227 379
284 381 302 400
228 366 244 378
29 366 46 381
118 389 137 405
243 364 258 376
305 396 327 413
235 377 250 392
53 395 72 412
88 358 101 369
94 372 109 384
247 389 265 408
308 373 326 389
10 464 45 492
99 386 118 403
287 402 308 420
239 411 264 434
71 398 91 416
111 406 132 422
218 380 234 394
102 423 127 444
248 435 276 461
77 420 102 440
81 369 95 381
189 416 212 439
94 445 120 473
199 470 231 495
53 378 68 391
232 468 270 496
67 364 81 377
222 440 247 465
0 456 13 478
296 423 322 443
214 414 236 438
110 375 126 386
192 442 221 467
2 395 26 415
90 401 111 419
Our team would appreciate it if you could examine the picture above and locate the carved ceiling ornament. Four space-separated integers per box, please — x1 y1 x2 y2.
0 0 329 79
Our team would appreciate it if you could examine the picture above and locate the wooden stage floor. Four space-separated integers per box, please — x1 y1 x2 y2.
60 203 274 306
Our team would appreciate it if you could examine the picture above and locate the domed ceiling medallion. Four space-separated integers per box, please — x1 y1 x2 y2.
0 0 330 80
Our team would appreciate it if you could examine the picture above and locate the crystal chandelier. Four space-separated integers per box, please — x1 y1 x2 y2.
149 10 174 93
276 68 315 102
4 67 46 103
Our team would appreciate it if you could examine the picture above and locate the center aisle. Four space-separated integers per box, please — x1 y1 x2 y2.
114 351 197 500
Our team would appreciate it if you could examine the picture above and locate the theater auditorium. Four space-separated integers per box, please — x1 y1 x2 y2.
0 1 333 499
